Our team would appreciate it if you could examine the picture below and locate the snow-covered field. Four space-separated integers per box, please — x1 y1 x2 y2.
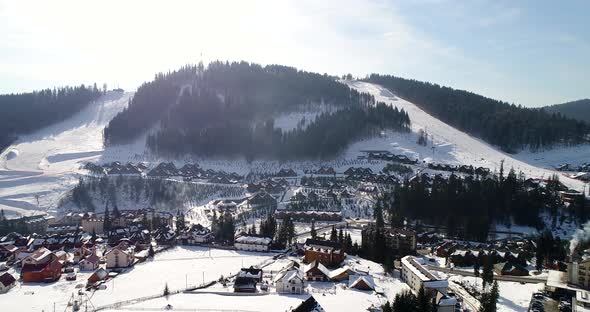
449 275 543 312
0 246 273 312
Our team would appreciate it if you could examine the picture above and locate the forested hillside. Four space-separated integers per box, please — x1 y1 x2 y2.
545 99 590 123
0 85 103 151
366 74 589 153
104 62 410 159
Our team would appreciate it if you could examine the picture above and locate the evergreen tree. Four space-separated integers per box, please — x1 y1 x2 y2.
103 204 111 233
417 285 431 312
163 283 170 298
175 209 185 234
148 244 155 258
310 219 317 239
330 226 338 242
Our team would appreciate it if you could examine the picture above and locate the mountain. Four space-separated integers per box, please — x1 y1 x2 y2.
365 74 590 153
0 85 104 152
104 62 410 159
544 99 590 123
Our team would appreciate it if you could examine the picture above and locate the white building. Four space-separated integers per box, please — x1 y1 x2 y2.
234 236 272 252
274 269 304 294
104 243 134 268
401 256 449 295
79 253 101 271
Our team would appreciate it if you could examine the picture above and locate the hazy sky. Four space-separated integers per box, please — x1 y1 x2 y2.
0 0 588 107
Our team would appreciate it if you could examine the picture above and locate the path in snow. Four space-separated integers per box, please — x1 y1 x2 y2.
0 91 134 217
345 81 586 192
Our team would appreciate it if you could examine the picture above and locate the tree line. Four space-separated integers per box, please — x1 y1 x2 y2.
0 85 103 151
384 165 569 241
366 74 589 153
104 61 410 159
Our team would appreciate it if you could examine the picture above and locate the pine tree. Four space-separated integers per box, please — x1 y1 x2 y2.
0 209 5 221
310 219 317 239
148 244 155 258
175 209 185 234
103 204 111 233
330 226 337 242
382 301 393 312
163 283 170 298
417 285 431 312
338 228 344 244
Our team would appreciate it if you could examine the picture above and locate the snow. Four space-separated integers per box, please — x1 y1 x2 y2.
449 275 543 312
0 246 273 312
344 81 587 193
0 91 135 217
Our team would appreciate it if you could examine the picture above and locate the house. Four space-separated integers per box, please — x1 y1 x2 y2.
180 224 213 245
81 217 104 235
0 272 16 293
21 258 62 283
435 291 458 312
0 244 18 261
79 253 101 271
494 262 529 276
234 275 258 293
348 275 375 291
303 261 328 281
234 236 272 252
22 247 55 267
87 268 109 285
238 267 263 282
274 269 304 294
104 243 134 268
289 295 325 312
303 239 345 266
73 246 93 263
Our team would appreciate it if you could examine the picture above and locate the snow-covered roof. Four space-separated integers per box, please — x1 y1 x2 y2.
274 269 304 283
235 236 272 245
401 256 444 283
348 274 375 290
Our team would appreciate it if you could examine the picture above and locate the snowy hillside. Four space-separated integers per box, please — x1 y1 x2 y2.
0 81 587 219
344 81 587 192
0 91 136 217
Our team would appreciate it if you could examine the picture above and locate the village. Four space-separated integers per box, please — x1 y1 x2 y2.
0 155 589 312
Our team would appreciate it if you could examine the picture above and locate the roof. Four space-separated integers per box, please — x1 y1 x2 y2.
291 295 325 312
235 236 272 245
348 275 375 290
28 247 52 262
274 269 304 283
304 239 341 250
401 256 442 283
0 272 16 287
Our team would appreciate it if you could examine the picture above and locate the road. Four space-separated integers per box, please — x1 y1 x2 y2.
449 282 480 312
428 265 547 284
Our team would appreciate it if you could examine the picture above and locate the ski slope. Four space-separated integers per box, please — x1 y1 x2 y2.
0 80 586 218
344 81 587 192
0 91 135 217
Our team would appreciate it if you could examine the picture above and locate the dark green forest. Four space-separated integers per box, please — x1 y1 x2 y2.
545 99 590 123
0 85 103 151
104 61 410 159
366 74 589 152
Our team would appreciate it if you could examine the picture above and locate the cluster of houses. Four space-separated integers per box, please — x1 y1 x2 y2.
304 167 337 175
83 161 244 184
434 240 535 276
366 151 418 164
556 163 590 173
427 163 491 176
247 178 289 195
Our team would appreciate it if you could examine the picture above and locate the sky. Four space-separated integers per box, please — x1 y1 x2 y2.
0 0 588 107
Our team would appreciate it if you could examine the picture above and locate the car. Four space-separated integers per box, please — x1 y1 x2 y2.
66 272 77 281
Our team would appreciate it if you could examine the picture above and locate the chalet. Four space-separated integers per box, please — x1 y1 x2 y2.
292 192 307 202
87 268 108 285
303 261 329 281
274 269 304 294
22 247 55 267
494 262 529 276
290 295 325 312
303 239 345 266
348 275 375 291
234 236 272 252
276 168 297 177
180 224 213 245
0 244 18 261
73 246 93 263
234 268 261 293
79 253 101 271
0 272 16 293
105 243 134 268
248 192 277 209
21 258 62 283
153 225 177 245
216 200 238 212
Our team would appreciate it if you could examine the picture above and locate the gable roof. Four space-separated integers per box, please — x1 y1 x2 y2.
348 275 375 290
291 295 325 312
0 272 16 287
